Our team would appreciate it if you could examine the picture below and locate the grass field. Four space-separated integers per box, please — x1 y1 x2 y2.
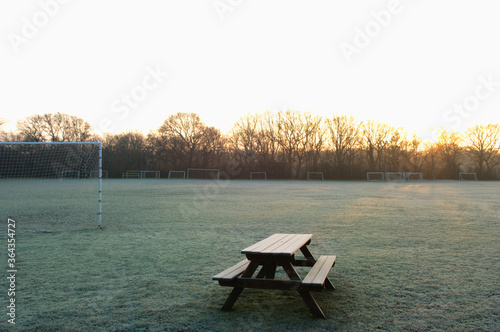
1 179 499 331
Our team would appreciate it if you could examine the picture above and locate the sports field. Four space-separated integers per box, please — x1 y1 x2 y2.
1 179 499 331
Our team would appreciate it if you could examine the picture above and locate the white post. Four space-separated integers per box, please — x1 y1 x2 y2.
98 142 102 229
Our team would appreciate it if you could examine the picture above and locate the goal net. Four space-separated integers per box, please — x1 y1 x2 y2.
0 142 102 231
459 172 477 181
306 172 324 180
385 172 404 181
250 172 266 180
405 172 424 181
187 168 220 180
367 172 384 181
168 170 186 179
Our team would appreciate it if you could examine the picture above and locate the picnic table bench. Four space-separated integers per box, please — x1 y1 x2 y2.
213 233 336 318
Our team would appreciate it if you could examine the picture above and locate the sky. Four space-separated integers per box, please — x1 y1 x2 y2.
1 0 500 141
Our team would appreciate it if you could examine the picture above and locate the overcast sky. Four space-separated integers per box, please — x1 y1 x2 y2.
1 0 499 140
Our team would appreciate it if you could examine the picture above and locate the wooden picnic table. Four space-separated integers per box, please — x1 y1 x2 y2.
213 233 336 318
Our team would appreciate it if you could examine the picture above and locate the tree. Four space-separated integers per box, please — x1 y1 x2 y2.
360 120 391 171
385 128 410 171
199 126 226 169
102 131 148 178
17 114 46 142
276 110 323 178
406 134 426 172
16 113 93 142
327 114 360 178
465 124 500 179
156 112 206 168
228 113 261 172
434 128 462 179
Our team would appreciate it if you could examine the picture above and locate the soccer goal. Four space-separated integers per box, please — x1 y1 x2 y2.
459 172 477 181
187 168 220 180
168 170 186 179
122 170 142 178
307 172 324 180
367 172 385 181
250 172 267 180
385 172 404 181
0 142 103 230
405 172 424 181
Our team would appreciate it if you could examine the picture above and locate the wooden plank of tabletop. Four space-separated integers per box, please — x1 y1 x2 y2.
242 234 313 256
241 233 289 254
273 234 313 255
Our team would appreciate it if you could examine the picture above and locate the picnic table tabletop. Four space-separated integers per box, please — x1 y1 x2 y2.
241 233 312 258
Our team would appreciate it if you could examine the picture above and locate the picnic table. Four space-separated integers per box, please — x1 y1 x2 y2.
213 233 336 318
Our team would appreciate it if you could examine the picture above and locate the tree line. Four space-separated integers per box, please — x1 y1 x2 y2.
1 111 500 180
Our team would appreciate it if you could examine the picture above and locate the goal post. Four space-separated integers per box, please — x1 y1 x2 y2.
385 172 404 181
186 168 220 180
91 170 107 178
459 172 477 181
168 170 186 179
405 172 424 181
306 172 324 180
250 172 266 180
0 142 103 229
367 172 385 181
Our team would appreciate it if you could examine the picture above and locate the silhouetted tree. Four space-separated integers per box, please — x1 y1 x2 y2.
17 113 93 142
435 129 462 179
465 124 500 179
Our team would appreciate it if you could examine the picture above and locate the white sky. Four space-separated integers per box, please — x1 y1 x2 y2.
1 0 499 140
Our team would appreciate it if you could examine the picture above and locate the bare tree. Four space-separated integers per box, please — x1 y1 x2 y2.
360 120 391 171
157 112 205 167
434 128 462 179
199 126 226 168
327 114 360 178
385 128 411 171
259 111 280 167
16 113 93 142
17 114 46 142
465 124 500 179
276 110 323 178
406 134 426 172
228 113 260 171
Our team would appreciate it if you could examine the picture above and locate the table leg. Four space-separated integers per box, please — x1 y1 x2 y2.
325 277 335 290
220 261 259 311
298 291 326 319
300 245 317 266
221 287 244 311
256 262 277 279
